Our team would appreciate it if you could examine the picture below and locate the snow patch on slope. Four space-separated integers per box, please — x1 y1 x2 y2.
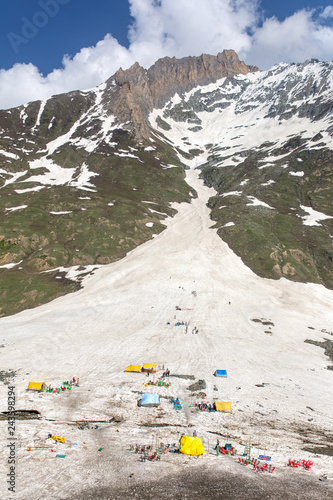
5 205 27 212
27 157 75 186
69 163 98 192
299 205 333 226
31 99 47 132
0 149 19 160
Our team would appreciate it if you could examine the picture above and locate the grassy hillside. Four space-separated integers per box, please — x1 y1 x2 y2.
201 144 333 288
0 130 193 317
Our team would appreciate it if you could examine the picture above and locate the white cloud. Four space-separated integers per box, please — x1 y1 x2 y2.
0 63 50 107
128 0 258 64
244 10 333 68
0 35 134 109
321 6 333 19
47 34 134 91
0 0 332 110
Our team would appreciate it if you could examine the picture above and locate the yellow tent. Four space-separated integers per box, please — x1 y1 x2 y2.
50 435 66 443
124 365 142 373
142 363 157 370
27 382 47 391
215 401 232 412
180 436 205 456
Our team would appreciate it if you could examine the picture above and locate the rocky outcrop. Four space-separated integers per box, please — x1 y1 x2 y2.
148 50 259 108
104 50 259 139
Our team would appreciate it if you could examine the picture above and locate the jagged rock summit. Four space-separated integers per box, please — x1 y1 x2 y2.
104 50 259 138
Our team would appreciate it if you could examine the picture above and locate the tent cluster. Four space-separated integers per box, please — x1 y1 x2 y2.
191 399 232 412
125 361 232 413
27 377 79 394
126 363 173 408
124 364 158 373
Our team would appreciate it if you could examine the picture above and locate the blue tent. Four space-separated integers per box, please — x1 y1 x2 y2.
140 393 160 406
214 370 227 377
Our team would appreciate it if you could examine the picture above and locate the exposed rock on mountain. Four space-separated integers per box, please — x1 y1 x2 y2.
105 49 259 138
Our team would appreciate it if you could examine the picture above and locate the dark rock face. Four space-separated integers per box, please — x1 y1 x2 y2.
304 338 333 370
147 50 259 108
187 379 207 391
104 50 259 138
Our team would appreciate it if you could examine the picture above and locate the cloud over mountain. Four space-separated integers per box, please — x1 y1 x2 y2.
0 0 332 109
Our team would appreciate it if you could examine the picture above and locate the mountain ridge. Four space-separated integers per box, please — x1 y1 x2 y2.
105 49 259 139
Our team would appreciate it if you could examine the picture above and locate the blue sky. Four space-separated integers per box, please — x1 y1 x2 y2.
1 1 131 73
0 0 332 109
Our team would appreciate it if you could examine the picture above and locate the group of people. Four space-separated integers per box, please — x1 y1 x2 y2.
239 458 275 473
193 401 216 412
161 369 170 377
170 396 182 410
64 377 78 386
184 323 198 334
46 376 78 393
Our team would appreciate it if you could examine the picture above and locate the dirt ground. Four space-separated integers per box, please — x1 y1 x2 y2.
70 465 333 500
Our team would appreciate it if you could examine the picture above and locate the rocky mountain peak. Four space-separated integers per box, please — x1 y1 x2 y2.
106 50 259 138
114 62 147 87
147 49 259 107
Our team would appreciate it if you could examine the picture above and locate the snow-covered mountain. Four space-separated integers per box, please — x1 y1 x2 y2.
0 51 332 316
151 59 333 287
